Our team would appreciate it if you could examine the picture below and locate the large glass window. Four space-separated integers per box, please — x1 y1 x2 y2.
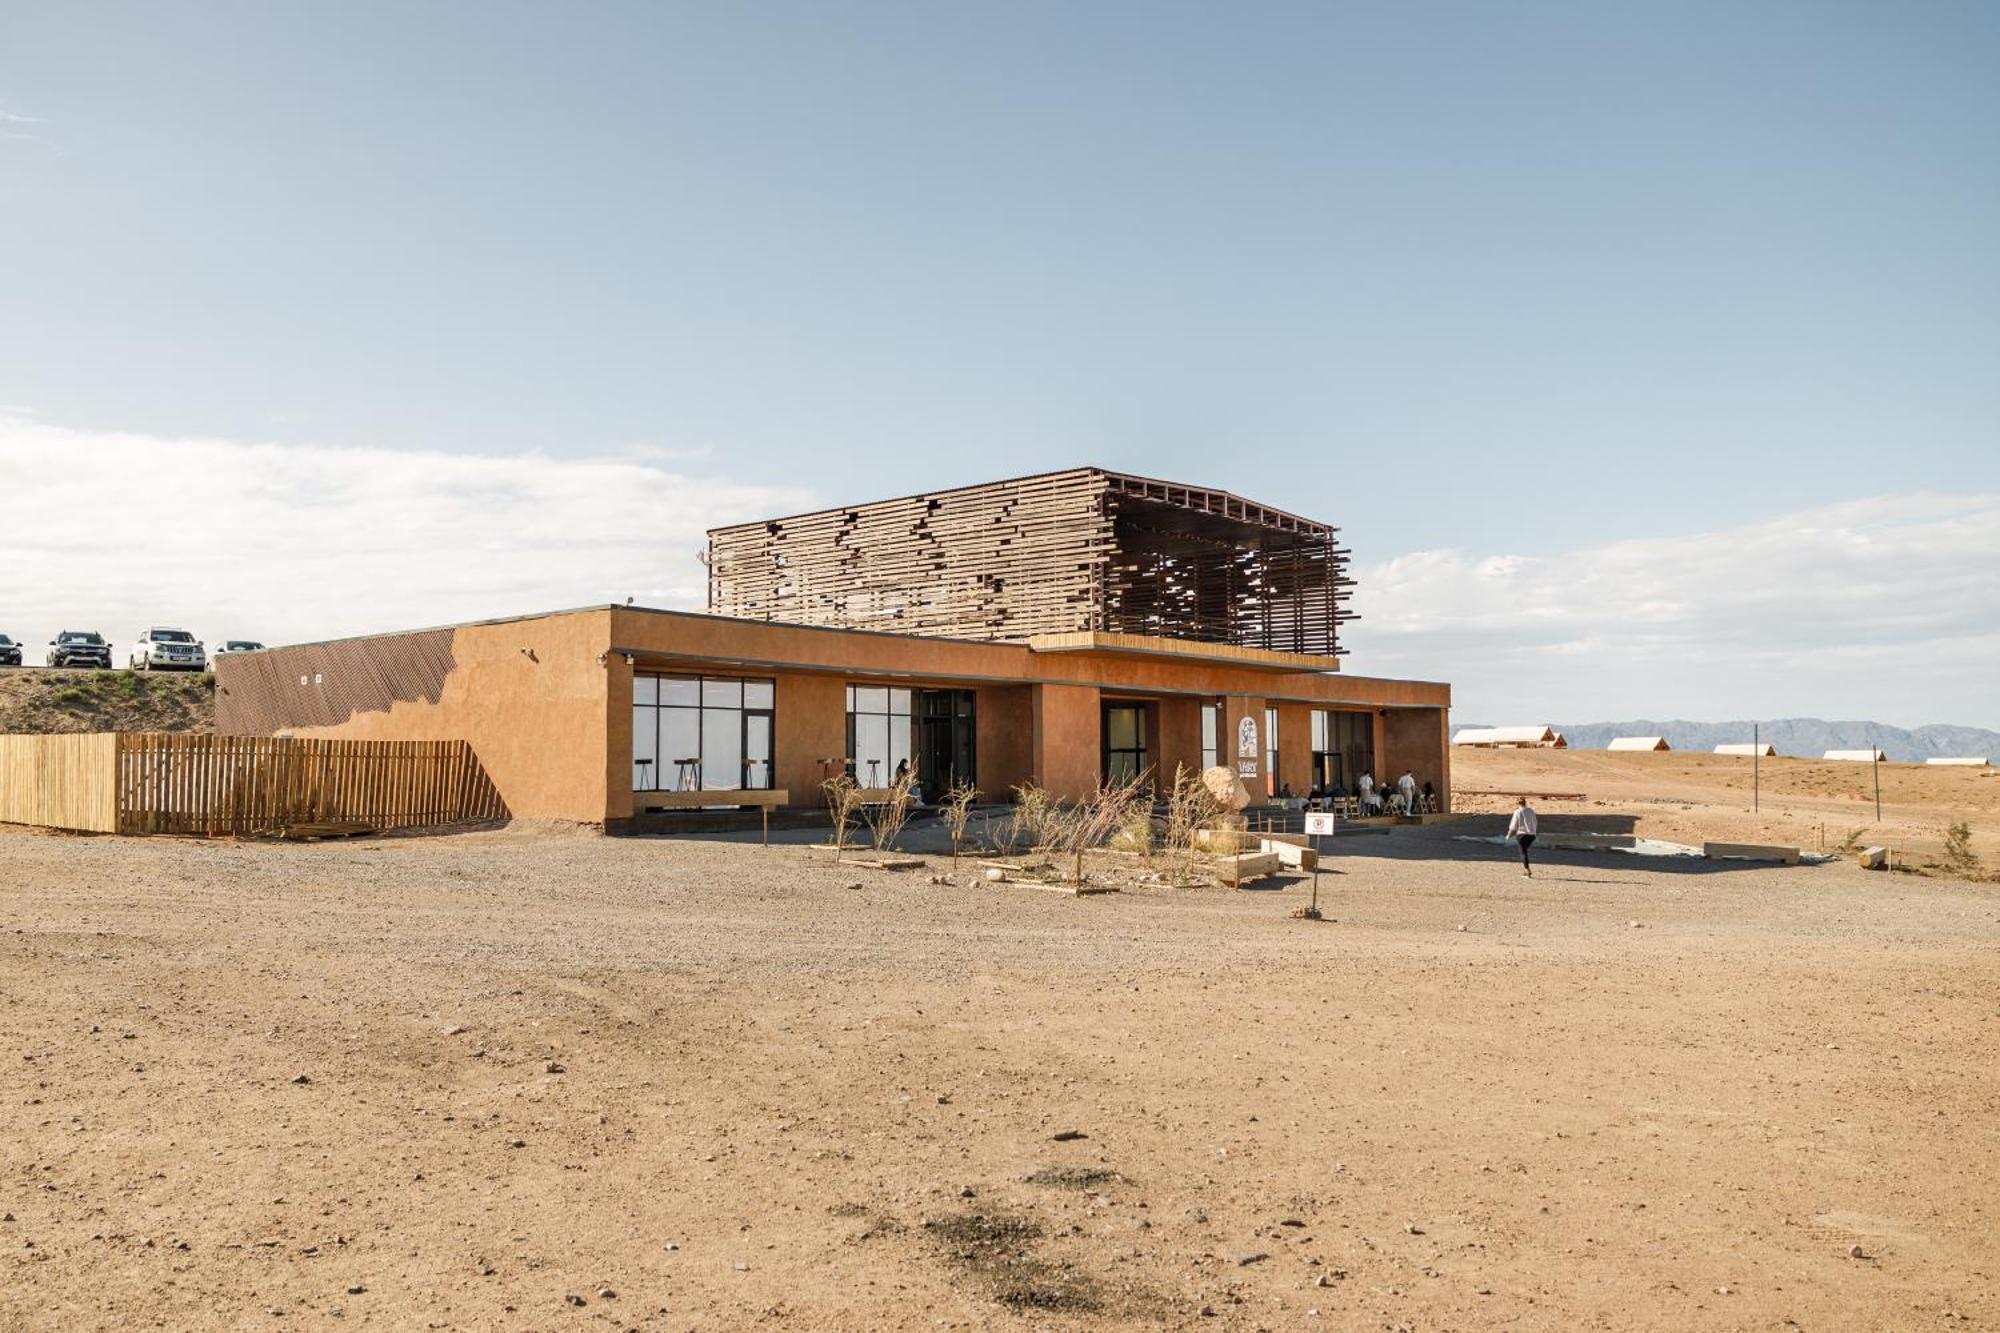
633 673 774 791
1311 708 1375 794
1200 701 1221 771
1104 704 1148 786
846 685 912 786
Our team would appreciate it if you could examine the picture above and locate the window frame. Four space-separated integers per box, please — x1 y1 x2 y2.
632 672 776 792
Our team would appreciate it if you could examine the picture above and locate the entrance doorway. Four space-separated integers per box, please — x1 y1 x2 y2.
1103 703 1148 786
917 689 976 793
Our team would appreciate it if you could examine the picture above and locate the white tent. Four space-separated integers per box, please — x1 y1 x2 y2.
1714 743 1776 757
1452 726 1562 748
1925 756 1990 767
1824 749 1888 762
1607 736 1671 752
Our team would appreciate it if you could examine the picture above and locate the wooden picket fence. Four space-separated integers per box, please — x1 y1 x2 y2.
0 733 505 836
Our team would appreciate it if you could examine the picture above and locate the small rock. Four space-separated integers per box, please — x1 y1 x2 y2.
984 868 1006 883
507 1138 527 1149
1628 920 1643 929
1314 1273 1335 1288
441 1025 467 1036
565 1293 587 1306
290 1074 312 1085
1848 1244 1869 1259
1052 1129 1087 1142
596 1287 616 1299
958 1186 976 1199
546 1061 566 1075
1404 1221 1425 1235
346 1284 366 1295
1279 1218 1305 1228
733 1262 750 1272
845 882 863 891
1715 1285 1731 1295
1199 1306 1217 1318
1184 1207 1208 1223
1232 1250 1270 1266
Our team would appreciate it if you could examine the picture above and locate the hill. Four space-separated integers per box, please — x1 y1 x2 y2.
0 668 215 734
1461 717 2000 762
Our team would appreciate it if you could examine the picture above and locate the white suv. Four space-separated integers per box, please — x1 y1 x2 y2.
130 627 208 672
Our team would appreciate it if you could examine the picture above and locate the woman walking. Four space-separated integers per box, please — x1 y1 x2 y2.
1506 797 1538 877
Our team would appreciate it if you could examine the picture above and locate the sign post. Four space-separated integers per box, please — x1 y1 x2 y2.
1302 810 1336 920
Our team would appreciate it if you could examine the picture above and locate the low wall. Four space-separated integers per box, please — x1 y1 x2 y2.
0 733 506 836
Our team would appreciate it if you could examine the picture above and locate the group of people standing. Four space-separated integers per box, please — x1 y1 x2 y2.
1309 769 1436 816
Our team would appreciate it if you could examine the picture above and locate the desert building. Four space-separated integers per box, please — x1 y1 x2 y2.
1715 743 1778 757
1607 736 1672 752
215 469 1451 830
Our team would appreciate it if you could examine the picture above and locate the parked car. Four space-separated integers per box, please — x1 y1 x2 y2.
129 627 208 672
212 640 266 658
0 633 20 667
47 630 113 668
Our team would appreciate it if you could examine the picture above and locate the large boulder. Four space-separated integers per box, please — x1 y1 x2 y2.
1201 766 1252 812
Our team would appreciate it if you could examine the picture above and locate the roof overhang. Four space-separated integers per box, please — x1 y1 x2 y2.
1026 631 1341 674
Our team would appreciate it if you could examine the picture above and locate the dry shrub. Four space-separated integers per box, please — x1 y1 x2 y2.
822 774 865 861
1163 764 1228 885
1009 783 1067 853
859 770 918 852
940 782 979 867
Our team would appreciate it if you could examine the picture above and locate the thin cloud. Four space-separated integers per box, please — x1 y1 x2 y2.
0 416 813 655
1345 494 2000 729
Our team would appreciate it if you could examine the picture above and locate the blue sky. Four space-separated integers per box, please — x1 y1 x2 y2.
2 2 1996 726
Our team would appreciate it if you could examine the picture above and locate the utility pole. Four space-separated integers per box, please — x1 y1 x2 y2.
1753 722 1760 814
1874 750 1882 824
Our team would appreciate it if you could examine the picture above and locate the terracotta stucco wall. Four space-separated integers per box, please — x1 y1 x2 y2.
1275 701 1313 796
976 686 1034 798
1382 707 1449 807
1154 695 1204 784
1032 684 1101 800
1221 695 1262 794
603 608 1448 710
252 612 616 824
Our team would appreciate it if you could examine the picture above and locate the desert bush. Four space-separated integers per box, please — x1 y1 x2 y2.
858 770 918 852
1940 821 1981 877
1837 826 1865 855
1009 783 1068 853
940 782 979 867
1163 764 1228 885
821 774 864 860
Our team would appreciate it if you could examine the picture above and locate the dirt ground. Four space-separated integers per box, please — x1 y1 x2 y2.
2 807 1996 1332
1452 747 2000 870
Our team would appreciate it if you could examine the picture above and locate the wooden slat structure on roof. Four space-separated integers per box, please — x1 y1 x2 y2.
705 468 1355 656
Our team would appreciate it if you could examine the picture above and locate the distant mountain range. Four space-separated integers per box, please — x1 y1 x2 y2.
1458 718 2000 763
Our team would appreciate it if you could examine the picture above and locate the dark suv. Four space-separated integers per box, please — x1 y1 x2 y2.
0 633 20 667
47 630 112 669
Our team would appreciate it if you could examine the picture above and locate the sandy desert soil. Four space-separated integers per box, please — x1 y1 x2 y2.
1452 747 2000 870
2 806 1996 1333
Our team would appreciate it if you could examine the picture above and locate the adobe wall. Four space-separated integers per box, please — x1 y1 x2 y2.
216 611 616 824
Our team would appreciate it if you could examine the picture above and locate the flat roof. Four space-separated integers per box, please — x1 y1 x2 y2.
704 465 1338 538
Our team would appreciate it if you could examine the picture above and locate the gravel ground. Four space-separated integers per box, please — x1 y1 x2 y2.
1 817 1995 1332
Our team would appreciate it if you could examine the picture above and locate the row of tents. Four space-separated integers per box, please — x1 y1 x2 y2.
1450 727 1987 765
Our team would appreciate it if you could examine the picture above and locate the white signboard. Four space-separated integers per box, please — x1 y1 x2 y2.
1237 715 1259 759
1237 760 1258 778
1304 812 1336 836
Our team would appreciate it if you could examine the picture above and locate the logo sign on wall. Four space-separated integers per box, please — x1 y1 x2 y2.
1237 715 1259 760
